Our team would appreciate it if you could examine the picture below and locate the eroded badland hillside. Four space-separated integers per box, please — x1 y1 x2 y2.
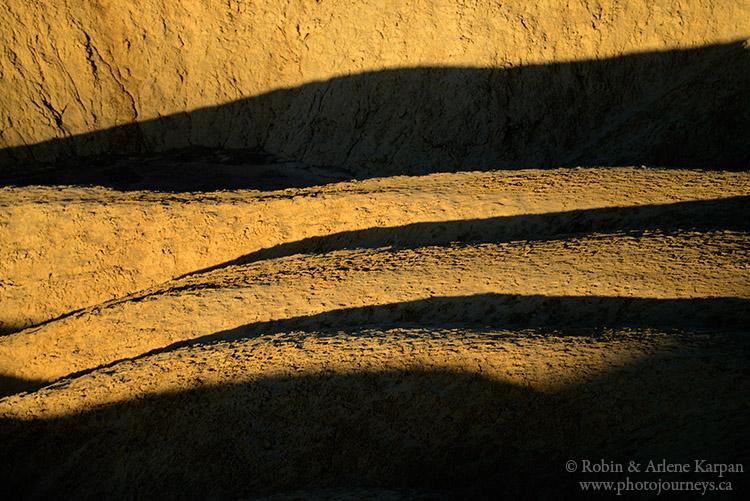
1 1 749 499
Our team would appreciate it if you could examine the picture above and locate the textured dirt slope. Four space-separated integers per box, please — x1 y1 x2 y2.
3 225 749 385
1 1 749 169
0 167 748 498
2 327 748 499
2 167 748 332
1 2 749 498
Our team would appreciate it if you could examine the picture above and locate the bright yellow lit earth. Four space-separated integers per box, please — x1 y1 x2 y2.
1 1 748 499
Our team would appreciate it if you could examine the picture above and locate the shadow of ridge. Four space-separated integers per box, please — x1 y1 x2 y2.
1 196 746 338
0 302 95 337
1 41 748 189
49 294 749 392
188 294 750 345
181 196 750 278
0 374 49 399
1 353 747 499
0 146 357 192
3 294 745 401
0 318 39 337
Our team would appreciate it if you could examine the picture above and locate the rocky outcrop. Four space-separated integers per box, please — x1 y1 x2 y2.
1 1 749 173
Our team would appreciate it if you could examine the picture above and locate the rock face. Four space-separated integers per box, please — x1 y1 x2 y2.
1 0 749 174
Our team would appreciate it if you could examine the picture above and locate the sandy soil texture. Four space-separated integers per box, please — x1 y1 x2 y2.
2 166 747 332
1 166 748 499
2 2 749 499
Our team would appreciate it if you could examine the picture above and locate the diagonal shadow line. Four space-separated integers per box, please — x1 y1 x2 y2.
4 196 745 338
2 41 748 188
2 339 748 498
178 294 750 343
37 293 749 397
180 196 750 279
0 374 49 398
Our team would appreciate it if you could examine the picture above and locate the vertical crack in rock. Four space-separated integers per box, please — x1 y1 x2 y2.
76 24 139 126
82 32 100 83
1 0 748 169
39 98 64 128
75 27 142 154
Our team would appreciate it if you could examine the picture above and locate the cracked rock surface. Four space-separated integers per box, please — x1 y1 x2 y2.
1 167 749 498
1 1 749 171
1 2 749 499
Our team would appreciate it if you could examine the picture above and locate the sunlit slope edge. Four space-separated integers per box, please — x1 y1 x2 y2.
1 226 747 389
1 327 747 498
2 167 748 333
3 42 749 173
3 0 747 165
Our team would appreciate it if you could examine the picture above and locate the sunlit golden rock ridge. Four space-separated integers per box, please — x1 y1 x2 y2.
1 2 749 499
1 0 748 168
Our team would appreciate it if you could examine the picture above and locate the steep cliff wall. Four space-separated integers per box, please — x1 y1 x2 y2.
1 0 749 173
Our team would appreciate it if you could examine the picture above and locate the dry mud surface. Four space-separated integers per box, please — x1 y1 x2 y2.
2 2 750 498
1 166 749 499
